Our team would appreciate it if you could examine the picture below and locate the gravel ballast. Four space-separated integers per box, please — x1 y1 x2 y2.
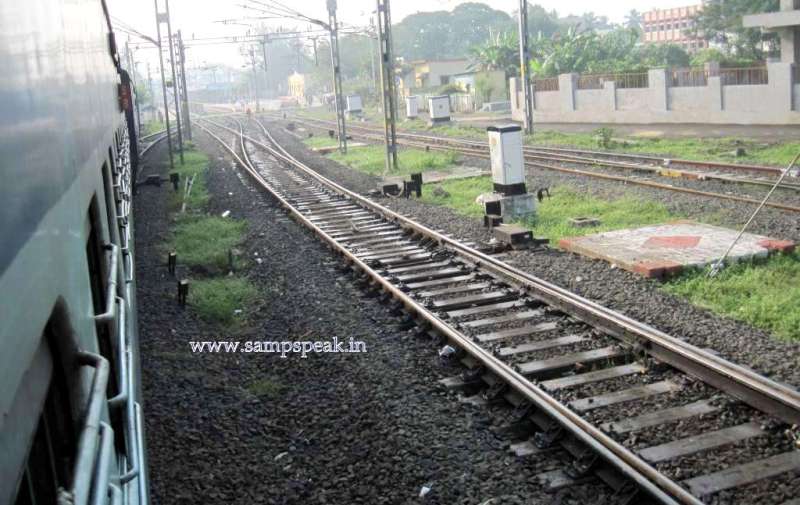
261 118 800 391
132 131 619 505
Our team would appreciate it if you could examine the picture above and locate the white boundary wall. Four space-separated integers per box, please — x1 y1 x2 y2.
511 63 800 125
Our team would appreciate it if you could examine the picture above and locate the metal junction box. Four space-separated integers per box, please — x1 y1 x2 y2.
487 124 526 195
406 95 419 119
346 95 362 113
428 95 450 123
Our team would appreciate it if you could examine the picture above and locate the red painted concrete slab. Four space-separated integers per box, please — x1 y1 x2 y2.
559 221 795 279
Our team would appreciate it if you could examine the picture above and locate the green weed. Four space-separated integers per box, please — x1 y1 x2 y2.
328 145 459 176
190 277 258 324
172 216 246 269
664 253 800 340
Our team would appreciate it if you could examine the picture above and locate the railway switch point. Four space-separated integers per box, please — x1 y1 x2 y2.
559 221 796 279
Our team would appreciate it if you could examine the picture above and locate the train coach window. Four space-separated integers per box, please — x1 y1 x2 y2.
14 321 76 505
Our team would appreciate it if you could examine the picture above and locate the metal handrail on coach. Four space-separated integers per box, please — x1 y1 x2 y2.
94 244 120 324
60 352 110 505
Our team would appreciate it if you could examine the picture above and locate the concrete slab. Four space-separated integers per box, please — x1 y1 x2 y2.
558 221 795 279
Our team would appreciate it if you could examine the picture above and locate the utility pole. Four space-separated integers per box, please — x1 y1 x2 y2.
376 0 398 173
125 41 143 131
147 62 154 107
517 0 534 135
177 30 191 140
260 35 269 100
164 0 183 163
153 0 174 170
369 17 378 94
249 47 260 111
327 0 347 153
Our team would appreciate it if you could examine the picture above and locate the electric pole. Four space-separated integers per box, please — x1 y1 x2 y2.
249 47 260 111
177 30 191 140
327 0 347 153
517 0 534 135
125 41 143 131
164 0 184 163
369 17 378 94
153 0 174 170
376 0 398 173
260 35 269 100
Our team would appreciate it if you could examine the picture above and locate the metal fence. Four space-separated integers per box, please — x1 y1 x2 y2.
576 72 649 90
669 68 709 87
719 66 768 86
532 77 559 92
669 66 768 87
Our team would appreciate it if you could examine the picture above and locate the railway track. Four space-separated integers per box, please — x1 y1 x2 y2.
284 115 800 212
194 115 800 505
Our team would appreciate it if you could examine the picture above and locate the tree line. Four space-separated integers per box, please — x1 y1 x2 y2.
233 0 780 99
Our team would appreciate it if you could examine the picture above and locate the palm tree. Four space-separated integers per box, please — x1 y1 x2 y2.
468 32 519 79
625 9 643 31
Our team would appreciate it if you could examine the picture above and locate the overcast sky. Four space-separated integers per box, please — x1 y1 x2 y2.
111 0 696 70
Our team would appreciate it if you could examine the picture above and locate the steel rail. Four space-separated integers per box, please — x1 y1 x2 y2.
289 116 800 212
195 117 699 505
230 116 800 427
290 115 784 175
140 130 170 157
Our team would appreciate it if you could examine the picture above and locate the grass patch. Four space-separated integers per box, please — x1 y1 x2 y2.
528 130 800 167
247 378 285 398
172 216 246 269
303 136 340 149
168 149 210 211
664 252 800 340
398 119 486 140
328 145 459 176
519 187 678 243
421 177 677 243
143 120 166 136
190 277 258 324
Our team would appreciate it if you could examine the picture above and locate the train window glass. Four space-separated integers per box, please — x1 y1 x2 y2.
14 320 76 505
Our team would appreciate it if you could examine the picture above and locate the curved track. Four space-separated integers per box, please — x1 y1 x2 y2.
194 115 800 505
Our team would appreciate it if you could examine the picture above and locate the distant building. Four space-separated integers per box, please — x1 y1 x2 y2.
451 70 507 102
288 72 305 105
642 4 709 53
743 0 800 64
398 59 471 94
